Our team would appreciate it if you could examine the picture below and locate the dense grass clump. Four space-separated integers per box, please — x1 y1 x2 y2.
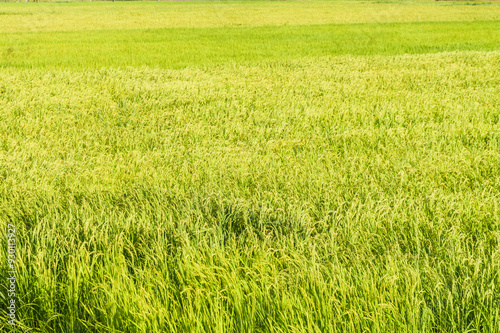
1 51 499 331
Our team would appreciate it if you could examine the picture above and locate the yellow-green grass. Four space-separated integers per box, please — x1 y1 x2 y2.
0 1 500 33
1 51 500 332
2 1 500 69
1 0 500 332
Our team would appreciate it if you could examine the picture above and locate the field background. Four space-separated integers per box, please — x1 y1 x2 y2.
1 0 500 332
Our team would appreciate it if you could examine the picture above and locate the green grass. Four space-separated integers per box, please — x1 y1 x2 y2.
1 1 500 33
2 21 500 69
1 1 500 332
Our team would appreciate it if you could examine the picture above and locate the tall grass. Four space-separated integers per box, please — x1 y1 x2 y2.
1 0 500 331
1 50 499 331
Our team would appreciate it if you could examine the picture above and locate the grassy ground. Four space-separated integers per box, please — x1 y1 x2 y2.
1 1 500 332
1 21 500 69
1 1 500 69
1 1 500 33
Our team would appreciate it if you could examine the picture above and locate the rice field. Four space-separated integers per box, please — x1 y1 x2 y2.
1 1 500 332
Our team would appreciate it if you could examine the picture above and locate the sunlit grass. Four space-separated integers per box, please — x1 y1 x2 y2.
0 1 499 332
1 21 500 69
1 51 499 332
0 0 500 33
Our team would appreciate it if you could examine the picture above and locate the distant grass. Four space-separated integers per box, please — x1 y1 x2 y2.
0 1 500 33
1 20 500 69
